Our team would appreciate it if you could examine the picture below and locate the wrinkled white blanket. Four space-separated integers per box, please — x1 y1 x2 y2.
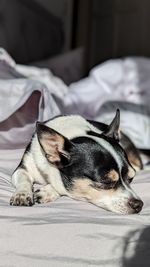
0 48 68 149
64 57 150 149
0 49 150 267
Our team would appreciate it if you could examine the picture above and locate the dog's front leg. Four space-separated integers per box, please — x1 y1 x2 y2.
10 168 34 206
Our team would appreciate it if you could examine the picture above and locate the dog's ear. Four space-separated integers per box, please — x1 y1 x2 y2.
103 109 120 141
36 122 73 166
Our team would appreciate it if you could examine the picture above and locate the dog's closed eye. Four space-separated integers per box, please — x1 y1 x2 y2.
92 179 117 190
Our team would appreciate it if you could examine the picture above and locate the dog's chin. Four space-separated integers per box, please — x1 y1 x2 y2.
114 209 136 215
107 207 142 215
101 204 142 215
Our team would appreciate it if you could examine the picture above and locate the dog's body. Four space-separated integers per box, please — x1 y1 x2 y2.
10 111 144 214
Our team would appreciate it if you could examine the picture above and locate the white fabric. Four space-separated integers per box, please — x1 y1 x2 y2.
0 166 150 267
0 48 68 122
95 107 150 149
65 57 150 115
64 57 150 148
0 48 69 149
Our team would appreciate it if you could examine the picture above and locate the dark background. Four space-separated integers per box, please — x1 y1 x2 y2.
1 0 150 84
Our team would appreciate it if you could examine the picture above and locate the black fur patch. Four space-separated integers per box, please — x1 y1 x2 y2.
60 136 124 191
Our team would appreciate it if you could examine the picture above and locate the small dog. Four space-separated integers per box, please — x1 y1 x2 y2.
10 110 144 214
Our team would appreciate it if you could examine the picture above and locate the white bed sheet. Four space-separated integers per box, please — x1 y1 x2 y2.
0 161 150 267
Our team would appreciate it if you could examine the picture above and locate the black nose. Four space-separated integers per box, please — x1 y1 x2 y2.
128 198 143 213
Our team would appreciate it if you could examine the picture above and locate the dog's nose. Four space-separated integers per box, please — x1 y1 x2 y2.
128 198 143 213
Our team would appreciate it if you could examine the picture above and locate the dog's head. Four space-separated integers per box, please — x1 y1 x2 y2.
36 110 143 215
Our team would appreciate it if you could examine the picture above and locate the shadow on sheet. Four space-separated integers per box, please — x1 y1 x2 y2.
122 226 150 267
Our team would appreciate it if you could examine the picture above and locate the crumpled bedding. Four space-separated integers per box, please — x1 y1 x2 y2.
0 49 150 267
0 48 68 149
64 57 150 149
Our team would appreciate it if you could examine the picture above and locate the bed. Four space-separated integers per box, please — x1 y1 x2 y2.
0 49 150 267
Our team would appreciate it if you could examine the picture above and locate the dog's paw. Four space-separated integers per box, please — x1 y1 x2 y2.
10 192 33 206
34 185 59 204
34 189 52 204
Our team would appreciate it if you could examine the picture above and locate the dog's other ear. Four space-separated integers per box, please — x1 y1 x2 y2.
36 122 73 165
103 109 120 141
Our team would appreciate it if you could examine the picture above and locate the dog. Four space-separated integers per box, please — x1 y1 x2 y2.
10 109 144 214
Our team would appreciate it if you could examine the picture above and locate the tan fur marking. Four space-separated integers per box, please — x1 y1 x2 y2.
128 166 136 178
127 152 141 171
106 170 119 181
71 178 116 202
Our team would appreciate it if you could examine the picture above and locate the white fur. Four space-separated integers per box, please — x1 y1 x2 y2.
34 184 59 203
45 115 101 139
